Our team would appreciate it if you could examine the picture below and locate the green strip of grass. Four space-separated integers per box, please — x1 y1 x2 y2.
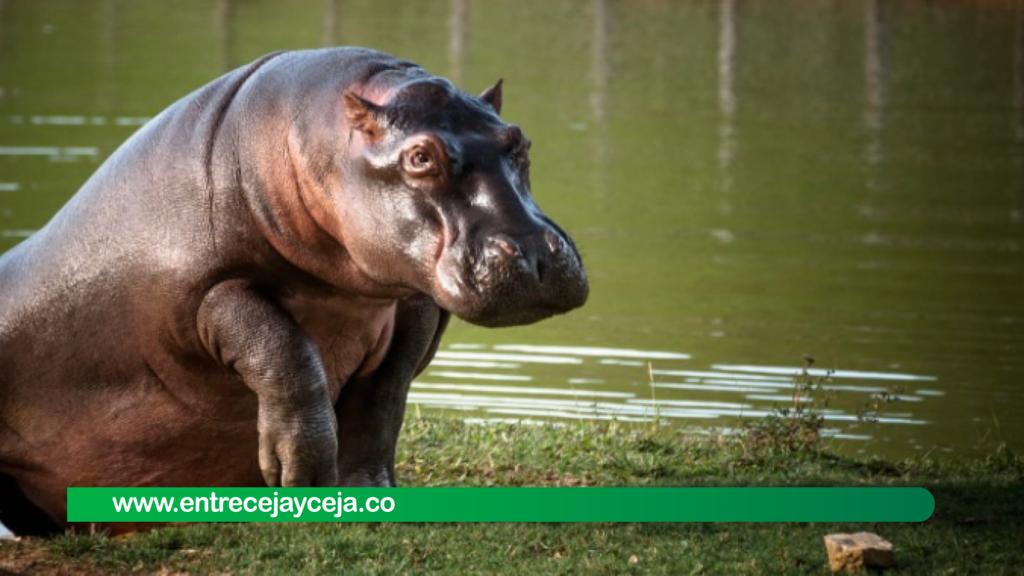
1 417 1021 575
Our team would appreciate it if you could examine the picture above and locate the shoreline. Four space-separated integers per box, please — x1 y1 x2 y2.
1 417 1021 574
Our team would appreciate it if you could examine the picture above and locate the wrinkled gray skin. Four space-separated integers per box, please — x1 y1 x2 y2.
0 47 588 534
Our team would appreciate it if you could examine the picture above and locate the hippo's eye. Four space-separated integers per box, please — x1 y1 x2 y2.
511 145 531 171
411 150 431 168
402 145 441 178
507 135 531 170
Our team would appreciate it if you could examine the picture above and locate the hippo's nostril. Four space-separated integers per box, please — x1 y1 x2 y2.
543 229 562 255
487 235 522 259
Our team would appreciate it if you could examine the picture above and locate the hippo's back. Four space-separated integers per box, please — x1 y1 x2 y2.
0 52 298 435
0 46 417 458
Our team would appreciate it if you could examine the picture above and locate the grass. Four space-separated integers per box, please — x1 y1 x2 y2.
739 356 830 457
1 417 1022 575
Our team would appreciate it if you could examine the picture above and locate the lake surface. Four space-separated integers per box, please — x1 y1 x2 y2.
1 0 1021 458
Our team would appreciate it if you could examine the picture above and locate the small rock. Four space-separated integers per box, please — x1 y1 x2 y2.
823 532 895 573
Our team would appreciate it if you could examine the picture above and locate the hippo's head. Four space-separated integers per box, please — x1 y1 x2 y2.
335 77 588 327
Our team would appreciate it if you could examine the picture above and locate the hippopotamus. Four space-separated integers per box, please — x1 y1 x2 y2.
0 47 588 534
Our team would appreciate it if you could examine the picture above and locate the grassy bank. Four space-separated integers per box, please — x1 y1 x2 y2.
1 417 1021 574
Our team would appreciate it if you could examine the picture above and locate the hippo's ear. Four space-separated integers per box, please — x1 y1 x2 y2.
479 78 503 115
343 91 383 136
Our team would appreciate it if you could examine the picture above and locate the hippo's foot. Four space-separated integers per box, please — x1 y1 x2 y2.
338 465 396 487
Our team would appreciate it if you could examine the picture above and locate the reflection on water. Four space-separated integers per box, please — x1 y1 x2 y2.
717 0 736 180
1015 5 1024 145
494 345 690 360
1 0 1022 457
863 0 888 172
410 343 935 440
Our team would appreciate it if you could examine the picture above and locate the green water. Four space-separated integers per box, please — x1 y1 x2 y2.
1 0 1021 457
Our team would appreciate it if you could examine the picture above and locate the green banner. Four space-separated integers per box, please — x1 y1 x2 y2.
66 487 934 523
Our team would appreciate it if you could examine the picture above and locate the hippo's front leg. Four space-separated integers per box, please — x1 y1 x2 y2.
197 281 339 487
334 296 449 486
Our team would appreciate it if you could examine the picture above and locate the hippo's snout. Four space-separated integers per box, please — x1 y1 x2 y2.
483 228 573 286
441 225 588 328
